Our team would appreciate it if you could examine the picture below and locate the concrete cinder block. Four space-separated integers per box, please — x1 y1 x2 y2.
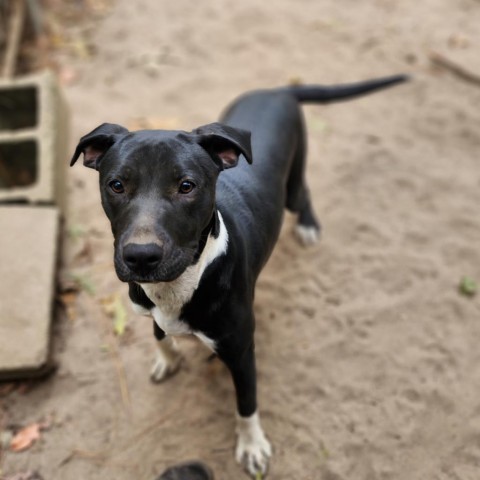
0 70 69 213
0 205 59 379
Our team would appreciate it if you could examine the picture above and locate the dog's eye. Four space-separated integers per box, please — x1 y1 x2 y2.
179 180 195 194
109 180 125 194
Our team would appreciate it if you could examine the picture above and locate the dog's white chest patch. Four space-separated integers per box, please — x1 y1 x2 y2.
138 213 228 345
141 276 198 336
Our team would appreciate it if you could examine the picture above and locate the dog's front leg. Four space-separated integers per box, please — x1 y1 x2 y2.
150 320 183 383
218 341 272 476
131 299 184 382
150 336 183 382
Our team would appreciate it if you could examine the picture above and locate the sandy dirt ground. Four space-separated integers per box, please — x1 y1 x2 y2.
2 0 480 479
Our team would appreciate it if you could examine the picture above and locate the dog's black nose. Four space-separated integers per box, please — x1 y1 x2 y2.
123 243 163 273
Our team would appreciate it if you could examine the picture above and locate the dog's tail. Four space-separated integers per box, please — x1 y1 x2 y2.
280 74 409 104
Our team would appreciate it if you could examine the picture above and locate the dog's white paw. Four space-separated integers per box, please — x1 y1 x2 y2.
150 338 183 383
235 412 272 477
150 352 182 382
294 224 320 247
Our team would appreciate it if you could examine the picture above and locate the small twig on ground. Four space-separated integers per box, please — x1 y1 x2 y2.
2 0 26 78
97 302 132 415
429 50 480 87
58 448 109 468
106 338 132 415
126 399 186 445
66 449 139 471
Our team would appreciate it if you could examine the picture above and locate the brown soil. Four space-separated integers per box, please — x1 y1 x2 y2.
2 1 480 479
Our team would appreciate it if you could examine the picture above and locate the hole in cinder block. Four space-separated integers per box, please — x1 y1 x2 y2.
0 86 38 131
0 141 38 189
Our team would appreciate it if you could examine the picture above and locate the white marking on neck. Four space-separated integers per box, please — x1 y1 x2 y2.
131 302 151 316
138 212 228 347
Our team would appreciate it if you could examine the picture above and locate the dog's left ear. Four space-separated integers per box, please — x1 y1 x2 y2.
70 123 129 170
192 122 252 170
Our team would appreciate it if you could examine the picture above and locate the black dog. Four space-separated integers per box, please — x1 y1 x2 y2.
71 75 407 476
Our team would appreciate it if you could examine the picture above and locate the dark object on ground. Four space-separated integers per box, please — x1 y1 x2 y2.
156 461 214 480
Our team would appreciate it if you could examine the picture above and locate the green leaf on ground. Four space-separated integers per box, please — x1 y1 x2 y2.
71 274 96 296
101 293 128 336
113 295 128 336
459 277 477 296
67 224 85 240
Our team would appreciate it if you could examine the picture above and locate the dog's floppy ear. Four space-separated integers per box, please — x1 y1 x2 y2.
192 122 252 170
70 123 129 170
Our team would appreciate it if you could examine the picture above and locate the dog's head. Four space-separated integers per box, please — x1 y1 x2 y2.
71 122 252 283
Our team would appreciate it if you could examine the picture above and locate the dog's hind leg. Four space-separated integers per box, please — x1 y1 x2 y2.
286 122 321 246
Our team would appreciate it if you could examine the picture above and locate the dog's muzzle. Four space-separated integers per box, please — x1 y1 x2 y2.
122 242 163 277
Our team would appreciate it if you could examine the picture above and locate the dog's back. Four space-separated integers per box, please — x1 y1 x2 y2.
216 74 408 273
217 90 302 274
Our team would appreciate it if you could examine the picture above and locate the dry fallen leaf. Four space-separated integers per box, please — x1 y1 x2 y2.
73 239 94 264
58 66 79 86
101 293 128 336
10 424 41 452
59 291 78 321
71 38 95 60
288 76 303 86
